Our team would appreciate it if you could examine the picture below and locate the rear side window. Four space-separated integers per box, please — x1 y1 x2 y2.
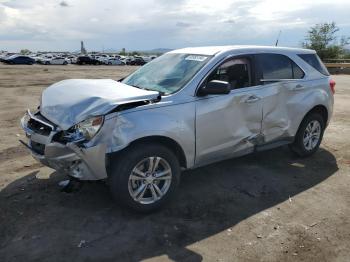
257 54 305 80
293 63 304 79
298 54 329 76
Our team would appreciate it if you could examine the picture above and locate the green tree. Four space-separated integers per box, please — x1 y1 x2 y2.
119 48 126 56
302 22 349 59
20 49 31 55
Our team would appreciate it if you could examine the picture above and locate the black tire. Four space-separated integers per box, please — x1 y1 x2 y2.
289 112 325 157
109 143 181 213
63 61 68 65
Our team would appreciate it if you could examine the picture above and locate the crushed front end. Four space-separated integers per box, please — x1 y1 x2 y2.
20 110 107 180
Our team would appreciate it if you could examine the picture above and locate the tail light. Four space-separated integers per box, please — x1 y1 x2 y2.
329 79 336 94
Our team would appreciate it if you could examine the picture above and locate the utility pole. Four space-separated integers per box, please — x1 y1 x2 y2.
80 41 87 54
275 30 282 46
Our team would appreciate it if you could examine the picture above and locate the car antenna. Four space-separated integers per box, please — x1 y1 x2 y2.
275 30 282 46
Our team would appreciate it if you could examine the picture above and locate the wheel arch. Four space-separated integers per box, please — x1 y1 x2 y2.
289 104 328 157
293 104 328 138
106 135 188 175
303 105 328 126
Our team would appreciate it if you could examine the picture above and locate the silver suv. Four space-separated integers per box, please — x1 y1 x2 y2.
20 46 335 212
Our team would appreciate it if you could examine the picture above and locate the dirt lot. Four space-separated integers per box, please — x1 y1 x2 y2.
0 64 349 262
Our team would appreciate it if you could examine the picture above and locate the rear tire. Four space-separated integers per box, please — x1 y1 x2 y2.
289 113 325 157
109 143 180 213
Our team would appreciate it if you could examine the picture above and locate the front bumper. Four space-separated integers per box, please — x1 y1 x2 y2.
20 110 107 180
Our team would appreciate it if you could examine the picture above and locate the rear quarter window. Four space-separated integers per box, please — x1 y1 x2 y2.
298 54 329 76
257 53 305 80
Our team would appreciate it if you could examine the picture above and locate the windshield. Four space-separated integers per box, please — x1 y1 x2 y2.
122 53 211 95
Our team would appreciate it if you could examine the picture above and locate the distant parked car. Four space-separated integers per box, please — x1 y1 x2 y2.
0 53 16 62
0 55 7 62
67 56 77 64
108 58 125 65
37 55 54 65
3 55 35 65
76 56 102 65
29 56 43 63
96 55 110 65
130 57 146 66
121 57 133 65
48 57 69 65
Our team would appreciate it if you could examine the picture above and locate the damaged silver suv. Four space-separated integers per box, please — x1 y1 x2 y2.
21 46 334 212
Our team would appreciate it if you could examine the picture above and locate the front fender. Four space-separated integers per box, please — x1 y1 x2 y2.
96 102 196 168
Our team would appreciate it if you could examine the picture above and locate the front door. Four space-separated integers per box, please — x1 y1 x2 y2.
195 56 264 166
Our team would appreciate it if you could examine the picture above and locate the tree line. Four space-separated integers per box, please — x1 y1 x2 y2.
302 22 349 60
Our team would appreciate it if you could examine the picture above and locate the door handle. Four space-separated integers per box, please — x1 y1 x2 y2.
244 95 261 103
292 84 306 91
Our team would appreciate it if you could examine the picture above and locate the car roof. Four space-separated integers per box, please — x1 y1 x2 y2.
169 45 315 56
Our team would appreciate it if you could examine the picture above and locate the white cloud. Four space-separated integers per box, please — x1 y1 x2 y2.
0 0 349 51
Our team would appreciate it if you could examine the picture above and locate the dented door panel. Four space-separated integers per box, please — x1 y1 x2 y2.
260 78 331 143
260 82 292 142
195 88 263 166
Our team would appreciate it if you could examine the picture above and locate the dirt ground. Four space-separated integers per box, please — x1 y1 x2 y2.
0 64 349 262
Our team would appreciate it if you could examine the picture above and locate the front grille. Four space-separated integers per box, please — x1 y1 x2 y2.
27 118 52 135
31 141 45 155
26 112 55 136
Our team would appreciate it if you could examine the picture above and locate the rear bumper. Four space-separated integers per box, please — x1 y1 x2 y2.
20 110 107 181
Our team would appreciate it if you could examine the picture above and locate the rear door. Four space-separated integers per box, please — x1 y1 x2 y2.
255 53 306 143
195 55 264 165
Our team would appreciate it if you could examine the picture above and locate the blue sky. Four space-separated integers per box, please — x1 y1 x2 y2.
0 0 349 52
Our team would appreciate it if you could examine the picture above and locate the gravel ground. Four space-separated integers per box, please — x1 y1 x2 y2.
0 64 349 262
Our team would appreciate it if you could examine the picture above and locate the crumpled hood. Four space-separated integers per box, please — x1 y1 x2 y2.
40 79 159 130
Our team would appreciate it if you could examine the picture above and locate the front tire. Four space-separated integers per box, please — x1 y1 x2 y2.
289 113 325 157
109 143 180 212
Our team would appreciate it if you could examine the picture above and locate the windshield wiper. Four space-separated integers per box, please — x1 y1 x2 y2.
142 87 166 96
130 85 165 96
129 84 142 89
129 85 166 96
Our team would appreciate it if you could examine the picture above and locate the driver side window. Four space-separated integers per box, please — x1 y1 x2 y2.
208 57 252 90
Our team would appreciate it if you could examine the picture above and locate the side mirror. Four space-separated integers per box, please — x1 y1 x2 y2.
198 80 231 96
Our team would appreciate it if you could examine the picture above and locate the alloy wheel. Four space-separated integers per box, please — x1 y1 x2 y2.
128 156 172 204
303 120 321 151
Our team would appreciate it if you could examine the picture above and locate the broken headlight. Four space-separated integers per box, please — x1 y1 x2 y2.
21 111 31 126
71 116 104 141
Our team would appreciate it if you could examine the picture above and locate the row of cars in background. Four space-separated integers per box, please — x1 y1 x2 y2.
0 53 157 66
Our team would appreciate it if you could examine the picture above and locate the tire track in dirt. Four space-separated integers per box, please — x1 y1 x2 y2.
12 162 42 173
0 145 29 164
